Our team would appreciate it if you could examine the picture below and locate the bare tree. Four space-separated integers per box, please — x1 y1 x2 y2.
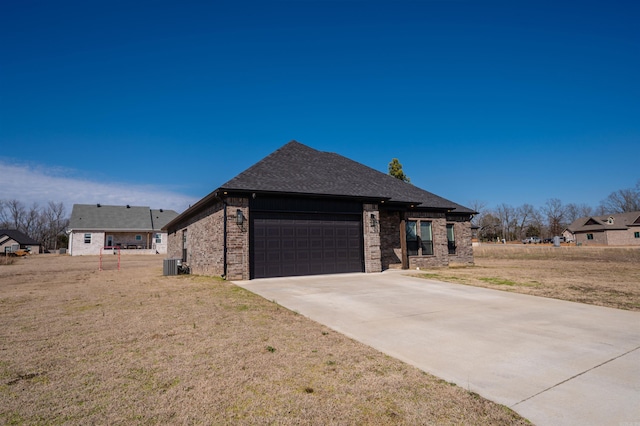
0 199 69 250
478 211 501 241
5 199 26 230
542 198 567 236
598 181 640 213
495 203 516 240
23 203 42 237
565 203 593 223
43 202 69 250
514 203 536 240
468 200 487 226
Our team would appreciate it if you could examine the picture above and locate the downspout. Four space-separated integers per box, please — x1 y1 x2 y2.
223 198 228 279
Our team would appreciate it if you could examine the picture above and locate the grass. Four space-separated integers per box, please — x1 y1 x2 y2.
478 277 520 286
413 244 640 311
0 255 528 425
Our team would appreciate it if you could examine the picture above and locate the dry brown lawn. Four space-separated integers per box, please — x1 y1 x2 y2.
0 254 527 425
415 244 640 311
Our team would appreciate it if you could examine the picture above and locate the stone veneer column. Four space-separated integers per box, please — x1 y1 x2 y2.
225 197 250 280
363 203 382 273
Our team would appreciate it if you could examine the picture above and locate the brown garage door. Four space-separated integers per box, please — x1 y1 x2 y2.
251 212 363 279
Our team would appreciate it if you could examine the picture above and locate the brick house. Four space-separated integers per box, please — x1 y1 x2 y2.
564 211 640 246
68 204 179 255
164 141 476 280
0 229 41 254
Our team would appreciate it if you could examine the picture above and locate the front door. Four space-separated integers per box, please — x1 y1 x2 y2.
106 235 114 248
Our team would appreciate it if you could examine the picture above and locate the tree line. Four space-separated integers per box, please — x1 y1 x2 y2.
471 180 640 242
0 199 69 251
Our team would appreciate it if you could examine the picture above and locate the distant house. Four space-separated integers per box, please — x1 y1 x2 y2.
0 229 41 255
564 211 640 246
164 141 476 280
68 204 179 255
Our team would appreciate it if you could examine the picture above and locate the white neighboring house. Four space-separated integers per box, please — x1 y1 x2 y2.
68 204 179 256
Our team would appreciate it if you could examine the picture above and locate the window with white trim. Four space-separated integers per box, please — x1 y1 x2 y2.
155 233 162 243
84 233 91 244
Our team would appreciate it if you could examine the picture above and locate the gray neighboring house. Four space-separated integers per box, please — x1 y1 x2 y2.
0 229 41 254
564 211 640 246
164 140 476 280
68 204 179 255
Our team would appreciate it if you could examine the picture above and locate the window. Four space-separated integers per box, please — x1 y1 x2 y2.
635 232 640 238
587 233 594 240
84 233 91 244
447 224 456 254
420 221 434 255
135 235 142 241
406 220 434 256
406 221 418 256
155 233 162 243
182 230 188 262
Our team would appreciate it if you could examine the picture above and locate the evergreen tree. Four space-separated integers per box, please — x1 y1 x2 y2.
388 158 410 183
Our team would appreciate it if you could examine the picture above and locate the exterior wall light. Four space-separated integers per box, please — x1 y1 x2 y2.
236 209 244 226
370 213 378 228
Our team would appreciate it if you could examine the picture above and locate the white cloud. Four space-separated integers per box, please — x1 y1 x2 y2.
0 161 196 213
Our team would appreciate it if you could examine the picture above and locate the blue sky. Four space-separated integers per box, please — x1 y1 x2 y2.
1 0 638 214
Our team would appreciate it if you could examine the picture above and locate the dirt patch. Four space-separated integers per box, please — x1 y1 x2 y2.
413 245 640 311
0 255 528 425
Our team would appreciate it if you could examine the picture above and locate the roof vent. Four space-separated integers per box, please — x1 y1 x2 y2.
607 216 614 224
160 209 164 213
126 205 130 208
97 203 101 207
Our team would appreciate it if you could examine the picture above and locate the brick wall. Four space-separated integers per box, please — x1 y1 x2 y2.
70 231 105 255
167 202 225 276
380 210 402 269
166 197 250 280
576 229 640 246
152 232 169 254
379 210 474 270
575 231 607 246
407 212 449 269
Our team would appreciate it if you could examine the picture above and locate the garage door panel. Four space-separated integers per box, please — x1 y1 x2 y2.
252 212 363 278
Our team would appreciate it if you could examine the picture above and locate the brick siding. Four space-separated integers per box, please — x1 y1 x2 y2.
575 229 640 246
380 210 474 270
168 198 474 279
167 197 250 280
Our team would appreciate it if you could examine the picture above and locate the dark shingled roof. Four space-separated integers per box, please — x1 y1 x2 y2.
220 140 474 213
0 229 40 245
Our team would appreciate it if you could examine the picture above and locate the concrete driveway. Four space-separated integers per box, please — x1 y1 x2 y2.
235 271 640 425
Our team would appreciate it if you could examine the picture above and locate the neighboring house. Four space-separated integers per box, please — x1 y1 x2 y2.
564 211 640 246
0 229 41 255
164 141 476 280
68 204 179 255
